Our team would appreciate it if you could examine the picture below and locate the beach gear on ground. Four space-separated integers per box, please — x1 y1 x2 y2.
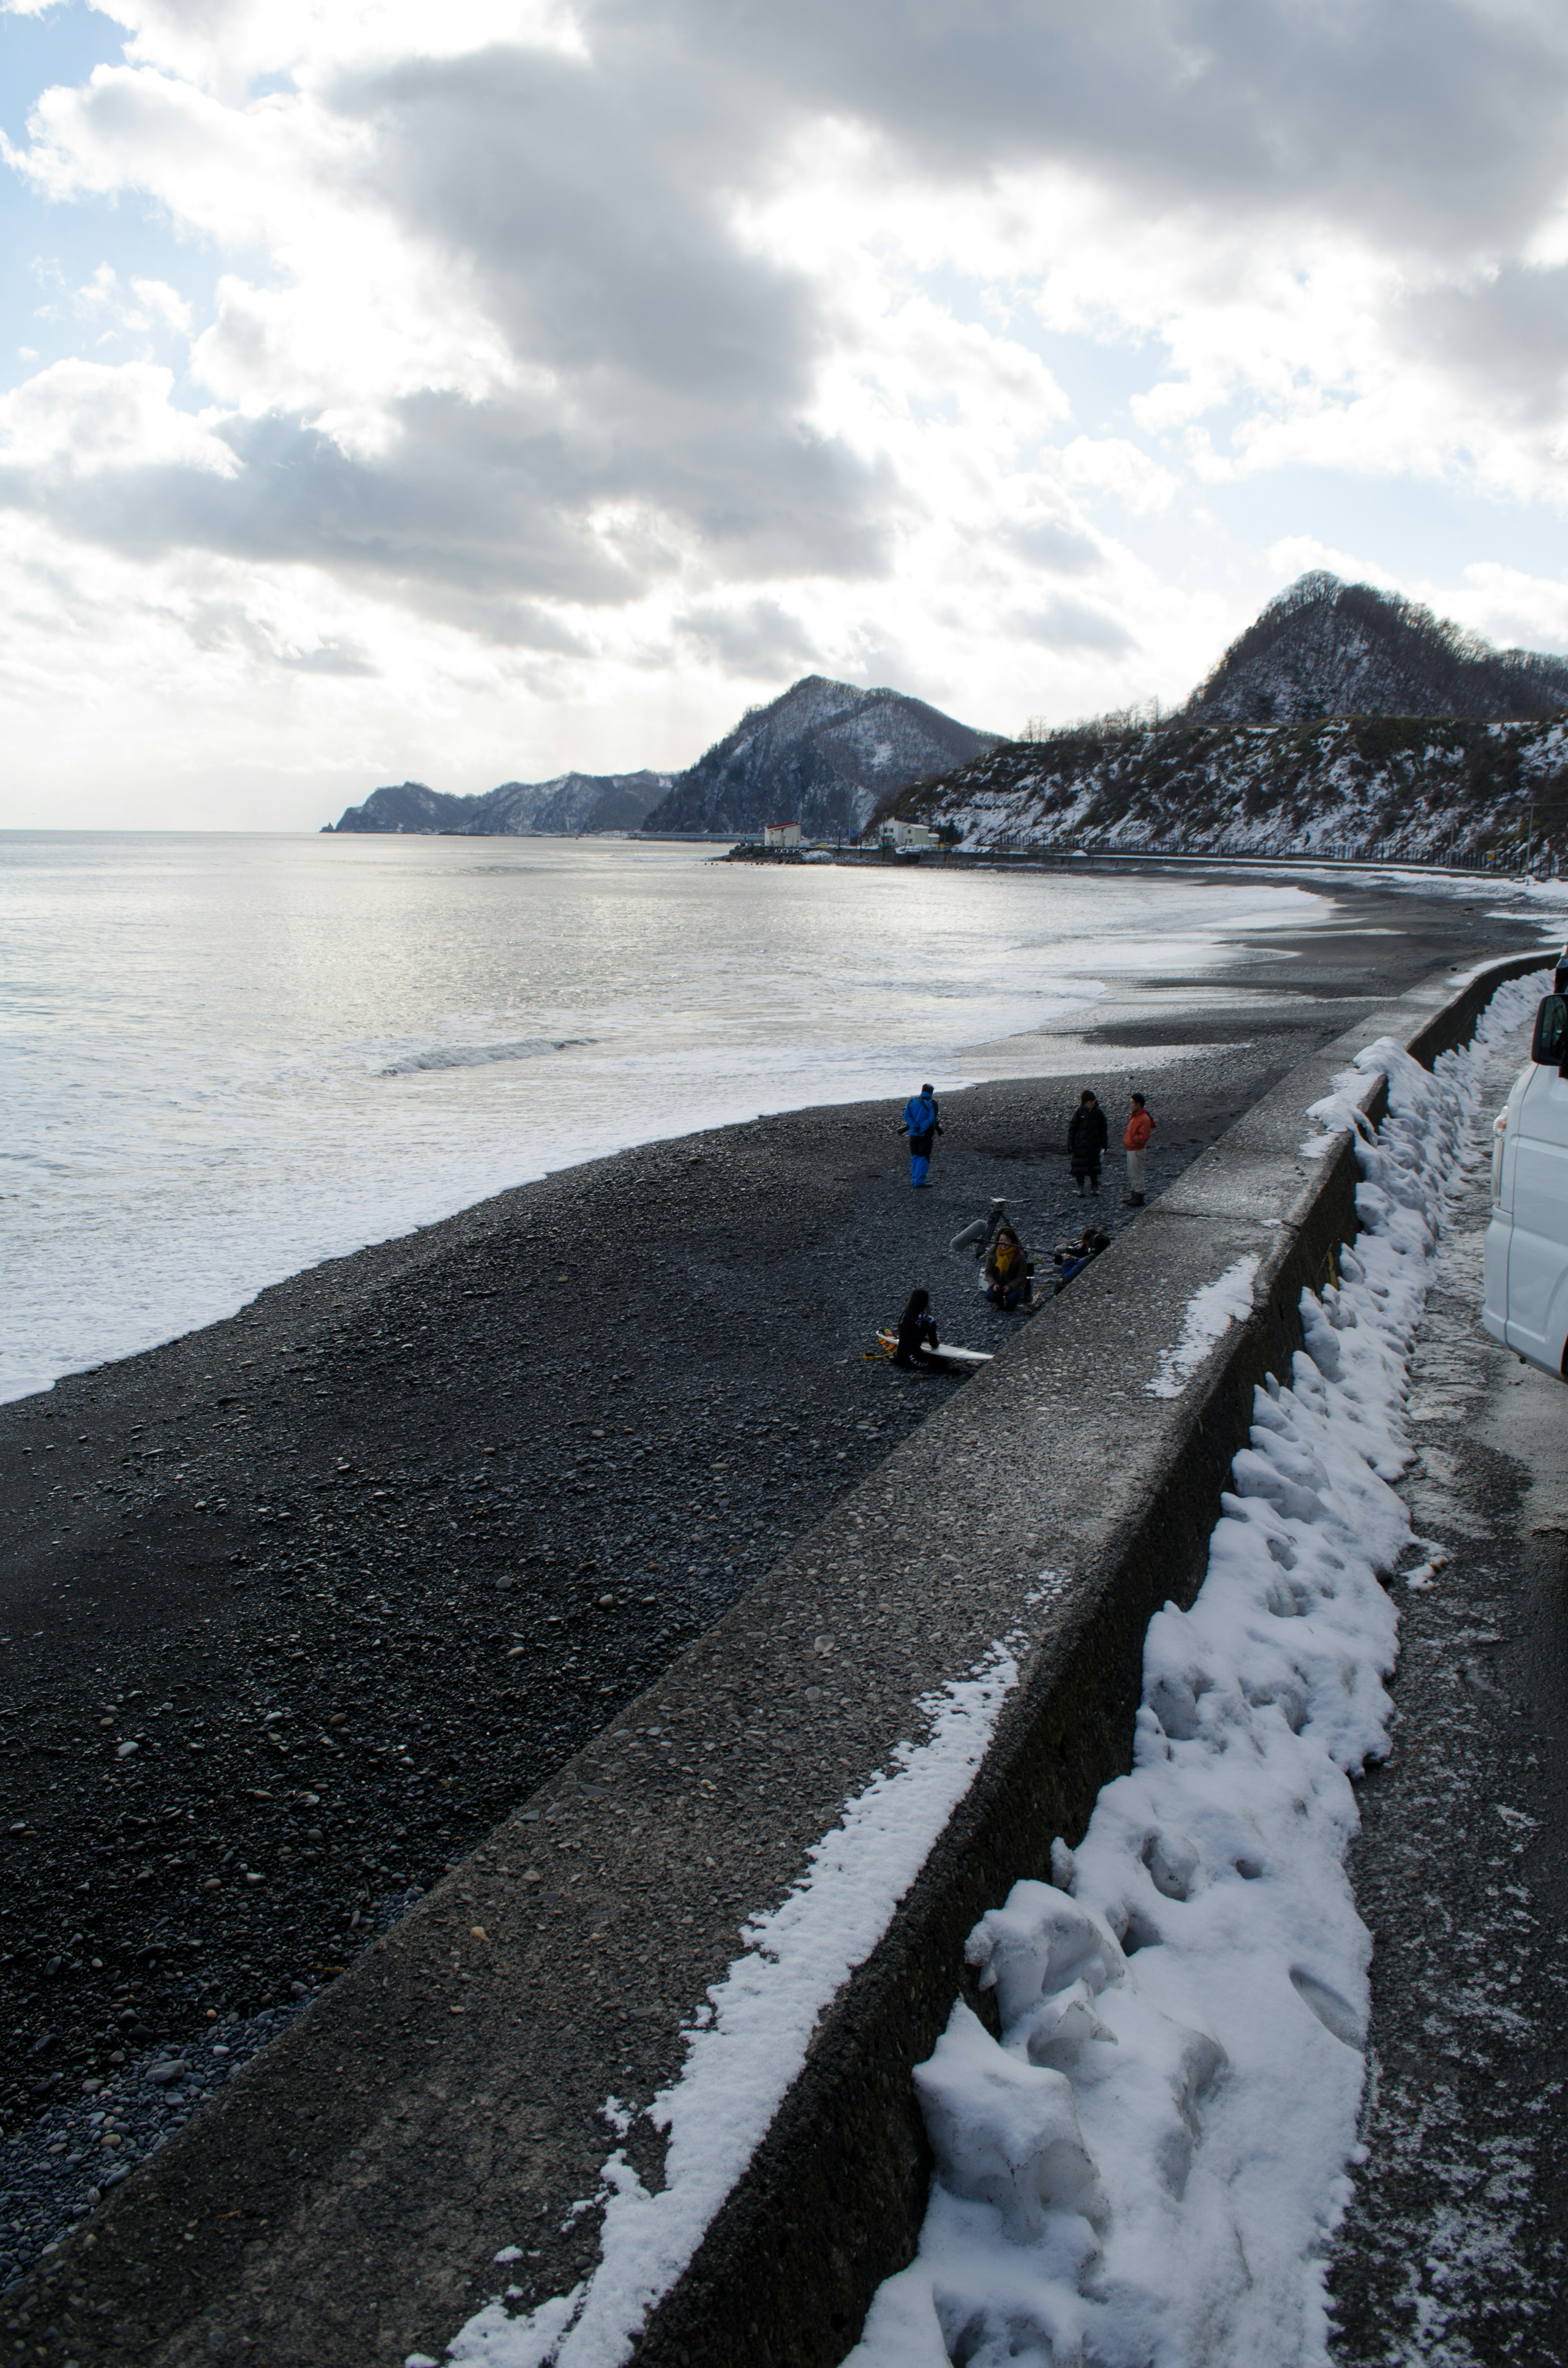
951 1199 1007 1255
876 1328 992 1366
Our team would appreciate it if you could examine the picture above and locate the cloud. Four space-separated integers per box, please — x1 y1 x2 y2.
1012 595 1137 656
1057 435 1176 517
0 358 236 477
7 0 1568 819
673 598 819 676
1003 515 1104 574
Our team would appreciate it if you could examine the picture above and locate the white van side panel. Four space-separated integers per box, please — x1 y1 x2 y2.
1506 1061 1568 1373
1483 1065 1532 1346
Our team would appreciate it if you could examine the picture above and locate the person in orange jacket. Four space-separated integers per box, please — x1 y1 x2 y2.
1123 1092 1156 1206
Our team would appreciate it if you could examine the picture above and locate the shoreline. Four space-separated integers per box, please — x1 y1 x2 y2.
0 879 1550 2285
5 859 1551 1414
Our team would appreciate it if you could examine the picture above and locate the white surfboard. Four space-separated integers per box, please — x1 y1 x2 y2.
877 1330 993 1365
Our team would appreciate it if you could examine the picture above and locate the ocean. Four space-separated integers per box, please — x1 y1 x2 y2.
0 834 1323 1404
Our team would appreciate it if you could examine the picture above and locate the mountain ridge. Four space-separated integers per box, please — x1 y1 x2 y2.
1183 571 1568 727
327 769 671 837
886 710 1568 864
640 675 1001 840
325 677 1000 840
877 574 1568 863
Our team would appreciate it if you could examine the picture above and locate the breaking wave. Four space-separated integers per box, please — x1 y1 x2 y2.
377 1037 593 1077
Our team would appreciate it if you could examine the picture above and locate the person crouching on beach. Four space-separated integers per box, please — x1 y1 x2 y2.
983 1223 1033 1310
892 1287 942 1367
1123 1091 1156 1206
901 1083 942 1188
1067 1088 1107 1197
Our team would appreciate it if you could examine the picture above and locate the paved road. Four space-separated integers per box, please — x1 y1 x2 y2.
1330 1012 1568 2364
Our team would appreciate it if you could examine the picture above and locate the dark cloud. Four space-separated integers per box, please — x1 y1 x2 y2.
0 391 891 612
344 44 818 410
1013 595 1136 655
620 0 1568 257
1399 262 1568 427
673 598 820 674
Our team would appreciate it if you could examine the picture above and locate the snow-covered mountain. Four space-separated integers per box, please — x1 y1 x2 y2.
889 711 1568 864
1185 572 1568 726
327 770 670 836
642 676 1000 841
879 575 1568 863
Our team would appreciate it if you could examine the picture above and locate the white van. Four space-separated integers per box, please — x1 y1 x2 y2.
1483 987 1568 1377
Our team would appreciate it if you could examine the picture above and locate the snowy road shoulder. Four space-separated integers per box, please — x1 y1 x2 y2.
845 976 1544 2368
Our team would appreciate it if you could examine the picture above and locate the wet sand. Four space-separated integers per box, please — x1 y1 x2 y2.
0 871 1549 2277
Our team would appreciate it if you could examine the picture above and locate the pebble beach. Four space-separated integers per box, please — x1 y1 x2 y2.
0 867 1546 2286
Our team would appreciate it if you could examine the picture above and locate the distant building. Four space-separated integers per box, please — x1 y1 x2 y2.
880 818 938 850
763 821 803 848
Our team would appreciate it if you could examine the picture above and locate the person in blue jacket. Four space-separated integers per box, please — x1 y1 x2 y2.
900 1083 942 1187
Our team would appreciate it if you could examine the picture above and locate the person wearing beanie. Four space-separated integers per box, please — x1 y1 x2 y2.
1123 1091 1156 1206
900 1083 942 1188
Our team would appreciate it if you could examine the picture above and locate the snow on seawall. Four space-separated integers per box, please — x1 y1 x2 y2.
413 1650 1027 2368
844 970 1546 2368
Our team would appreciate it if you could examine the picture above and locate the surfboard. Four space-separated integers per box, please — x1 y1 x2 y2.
877 1330 993 1365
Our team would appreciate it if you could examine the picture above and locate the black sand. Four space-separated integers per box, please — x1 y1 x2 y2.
0 873 1546 2281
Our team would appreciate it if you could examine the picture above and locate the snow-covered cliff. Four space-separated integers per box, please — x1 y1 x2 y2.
890 713 1568 863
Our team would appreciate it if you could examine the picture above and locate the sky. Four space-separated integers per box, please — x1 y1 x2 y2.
4 0 1568 828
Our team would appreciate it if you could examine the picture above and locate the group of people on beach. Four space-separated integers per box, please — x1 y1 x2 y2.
888 1081 1156 1370
900 1081 1156 1206
1067 1087 1156 1205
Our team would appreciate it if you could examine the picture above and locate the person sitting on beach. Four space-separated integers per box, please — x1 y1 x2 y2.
982 1224 1033 1310
892 1288 942 1367
1053 1224 1111 1288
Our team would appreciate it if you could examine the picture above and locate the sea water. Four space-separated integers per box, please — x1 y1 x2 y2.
1 835 1321 1403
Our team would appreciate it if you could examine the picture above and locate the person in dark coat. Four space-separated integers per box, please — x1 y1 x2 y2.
1067 1089 1108 1195
892 1288 942 1367
901 1084 942 1188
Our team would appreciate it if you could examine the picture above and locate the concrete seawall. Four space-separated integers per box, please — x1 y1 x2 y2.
9 952 1548 2368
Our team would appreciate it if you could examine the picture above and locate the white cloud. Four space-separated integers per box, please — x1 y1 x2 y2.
4 0 1568 819
0 358 236 476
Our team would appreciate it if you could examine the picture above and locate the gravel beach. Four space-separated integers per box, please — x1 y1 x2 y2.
0 871 1545 2283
